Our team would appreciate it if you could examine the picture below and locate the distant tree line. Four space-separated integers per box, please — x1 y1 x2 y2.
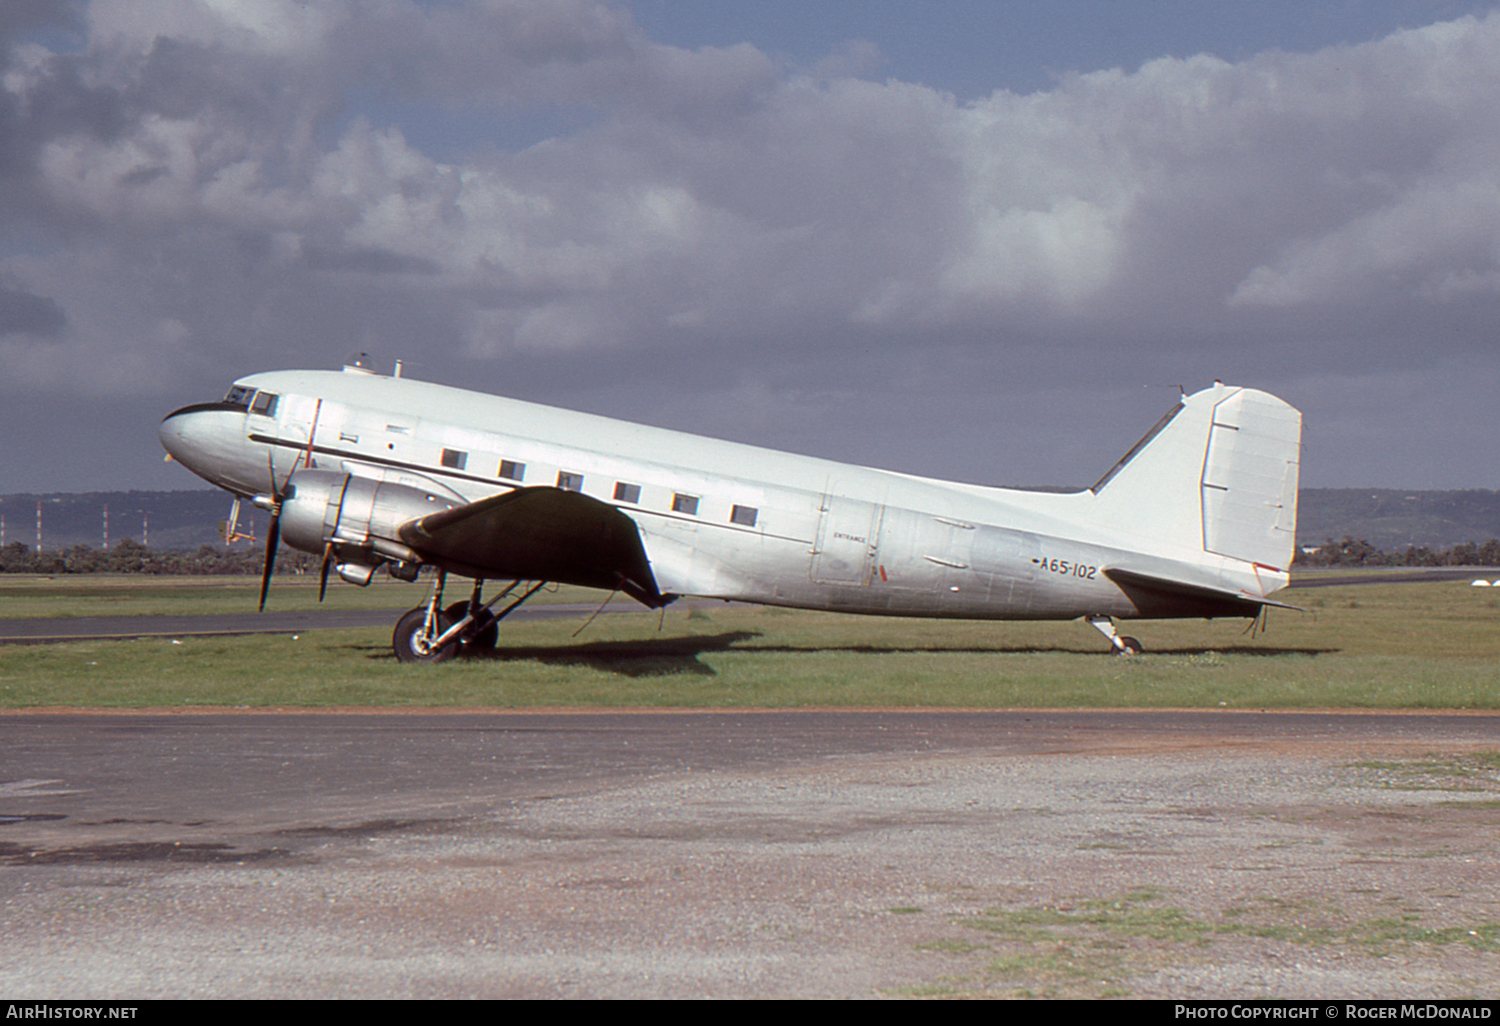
1295 537 1500 567
0 539 317 575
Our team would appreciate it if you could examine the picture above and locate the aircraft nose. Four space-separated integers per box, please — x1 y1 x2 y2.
159 402 247 489
159 405 202 466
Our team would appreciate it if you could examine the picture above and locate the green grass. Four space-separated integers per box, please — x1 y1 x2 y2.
0 575 619 618
2 578 1500 708
918 889 1500 998
1345 752 1500 792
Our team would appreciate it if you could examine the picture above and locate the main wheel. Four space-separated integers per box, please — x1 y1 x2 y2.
1116 636 1144 656
393 607 459 663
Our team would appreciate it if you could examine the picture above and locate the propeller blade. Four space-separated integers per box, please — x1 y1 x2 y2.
318 543 334 602
259 509 280 612
266 449 283 500
256 448 293 612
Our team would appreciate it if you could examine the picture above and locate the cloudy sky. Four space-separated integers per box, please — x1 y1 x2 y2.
4 0 1500 495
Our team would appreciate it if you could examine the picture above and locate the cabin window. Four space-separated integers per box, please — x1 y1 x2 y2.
613 482 641 504
441 448 468 470
557 471 584 492
499 459 525 482
672 493 699 516
249 391 279 417
730 504 758 528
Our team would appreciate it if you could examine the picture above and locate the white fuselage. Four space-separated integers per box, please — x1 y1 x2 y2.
160 368 1295 621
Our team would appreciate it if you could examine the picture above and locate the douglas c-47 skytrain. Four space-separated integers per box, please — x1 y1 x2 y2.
159 356 1301 662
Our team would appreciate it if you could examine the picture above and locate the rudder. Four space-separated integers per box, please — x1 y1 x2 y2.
1199 388 1301 569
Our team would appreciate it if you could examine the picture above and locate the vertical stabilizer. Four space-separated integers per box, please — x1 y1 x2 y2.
1090 384 1301 571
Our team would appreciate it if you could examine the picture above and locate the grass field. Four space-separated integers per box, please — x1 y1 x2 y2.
1 575 1498 709
0 573 601 618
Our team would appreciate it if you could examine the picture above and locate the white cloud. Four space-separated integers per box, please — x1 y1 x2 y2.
5 2 1500 488
86 0 344 59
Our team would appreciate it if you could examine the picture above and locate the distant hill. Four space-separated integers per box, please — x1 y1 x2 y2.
0 490 271 553
1295 489 1500 551
3 487 1497 554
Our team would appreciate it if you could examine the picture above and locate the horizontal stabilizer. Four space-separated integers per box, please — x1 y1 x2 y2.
1103 568 1299 620
399 487 664 607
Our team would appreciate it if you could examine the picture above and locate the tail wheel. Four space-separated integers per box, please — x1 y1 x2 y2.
393 607 459 664
1117 636 1144 656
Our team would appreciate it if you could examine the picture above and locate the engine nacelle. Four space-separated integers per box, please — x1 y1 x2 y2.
278 469 461 565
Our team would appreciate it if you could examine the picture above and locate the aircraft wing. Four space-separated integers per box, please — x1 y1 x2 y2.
398 487 665 607
1103 568 1300 618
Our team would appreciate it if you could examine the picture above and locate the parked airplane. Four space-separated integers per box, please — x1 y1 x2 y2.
159 357 1301 662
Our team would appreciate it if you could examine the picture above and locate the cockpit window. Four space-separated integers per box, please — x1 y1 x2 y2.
224 385 253 408
249 391 279 417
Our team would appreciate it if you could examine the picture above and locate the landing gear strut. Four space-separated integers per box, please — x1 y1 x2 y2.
392 572 548 663
1086 615 1143 656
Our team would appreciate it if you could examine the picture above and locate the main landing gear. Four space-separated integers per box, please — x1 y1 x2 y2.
1086 615 1143 656
393 571 548 663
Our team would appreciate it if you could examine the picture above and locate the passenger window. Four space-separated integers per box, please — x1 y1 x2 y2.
672 493 699 516
730 505 758 527
249 391 279 417
441 448 467 470
499 459 525 482
614 482 641 503
557 471 584 492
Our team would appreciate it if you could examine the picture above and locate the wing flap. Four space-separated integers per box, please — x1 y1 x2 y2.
398 487 664 607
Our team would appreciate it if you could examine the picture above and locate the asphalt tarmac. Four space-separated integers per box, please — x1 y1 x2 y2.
2 569 1497 997
3 708 1499 998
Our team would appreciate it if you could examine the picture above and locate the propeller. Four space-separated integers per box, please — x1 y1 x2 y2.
257 452 291 612
318 542 334 603
262 412 334 608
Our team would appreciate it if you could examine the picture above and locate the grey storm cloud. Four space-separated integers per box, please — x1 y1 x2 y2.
0 0 81 46
0 284 65 336
3 1 1500 491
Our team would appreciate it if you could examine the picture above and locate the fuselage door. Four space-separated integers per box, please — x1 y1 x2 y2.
263 393 334 483
811 490 883 585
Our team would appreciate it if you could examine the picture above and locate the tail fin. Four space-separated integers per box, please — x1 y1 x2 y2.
1089 384 1301 571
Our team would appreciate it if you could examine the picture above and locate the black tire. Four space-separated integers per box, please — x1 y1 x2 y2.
1117 636 1144 656
393 607 459 664
443 601 498 649
469 611 499 650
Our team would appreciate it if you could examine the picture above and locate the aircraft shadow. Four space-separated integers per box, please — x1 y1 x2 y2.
711 643 1336 659
474 630 764 677
355 632 1334 676
354 630 763 677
